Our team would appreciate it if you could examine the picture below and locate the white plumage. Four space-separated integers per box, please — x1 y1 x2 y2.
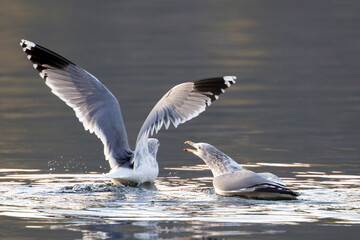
184 141 299 200
20 39 236 185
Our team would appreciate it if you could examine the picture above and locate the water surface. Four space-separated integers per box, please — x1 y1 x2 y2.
1 1 360 239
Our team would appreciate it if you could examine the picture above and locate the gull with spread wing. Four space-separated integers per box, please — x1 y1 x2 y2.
20 39 236 186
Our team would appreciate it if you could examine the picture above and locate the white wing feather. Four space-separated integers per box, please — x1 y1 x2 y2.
133 76 236 167
20 40 132 169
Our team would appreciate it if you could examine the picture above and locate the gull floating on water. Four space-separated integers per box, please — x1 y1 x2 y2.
184 141 299 200
20 39 236 186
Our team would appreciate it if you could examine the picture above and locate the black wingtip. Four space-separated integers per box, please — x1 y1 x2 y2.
253 184 300 197
20 39 74 75
193 76 236 103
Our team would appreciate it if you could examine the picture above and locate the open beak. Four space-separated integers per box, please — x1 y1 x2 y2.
184 141 197 153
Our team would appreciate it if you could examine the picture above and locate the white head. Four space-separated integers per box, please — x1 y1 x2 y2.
184 141 243 177
148 138 160 158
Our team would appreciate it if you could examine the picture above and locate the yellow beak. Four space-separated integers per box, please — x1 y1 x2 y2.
184 140 197 153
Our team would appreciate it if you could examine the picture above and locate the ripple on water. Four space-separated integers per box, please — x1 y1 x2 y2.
0 168 359 228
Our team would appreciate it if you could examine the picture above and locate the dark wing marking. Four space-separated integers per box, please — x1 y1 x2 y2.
20 40 133 168
133 76 236 167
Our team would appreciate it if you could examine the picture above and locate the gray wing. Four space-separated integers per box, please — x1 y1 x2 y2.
213 170 299 197
213 170 274 191
20 40 132 169
258 172 286 186
133 76 236 166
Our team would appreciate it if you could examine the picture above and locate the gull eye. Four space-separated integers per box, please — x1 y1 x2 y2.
198 146 201 150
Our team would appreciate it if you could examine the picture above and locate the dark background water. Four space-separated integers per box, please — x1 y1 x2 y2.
0 1 360 239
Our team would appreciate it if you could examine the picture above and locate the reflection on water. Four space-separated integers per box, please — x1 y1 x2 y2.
1 0 360 239
0 165 359 239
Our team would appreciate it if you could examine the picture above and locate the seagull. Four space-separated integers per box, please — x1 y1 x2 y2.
184 141 299 200
20 39 236 186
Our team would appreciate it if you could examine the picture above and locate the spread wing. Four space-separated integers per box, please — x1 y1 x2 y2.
20 40 132 169
133 76 236 167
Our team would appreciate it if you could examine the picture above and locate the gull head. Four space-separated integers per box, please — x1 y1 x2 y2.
184 140 242 177
148 138 160 158
184 141 216 160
